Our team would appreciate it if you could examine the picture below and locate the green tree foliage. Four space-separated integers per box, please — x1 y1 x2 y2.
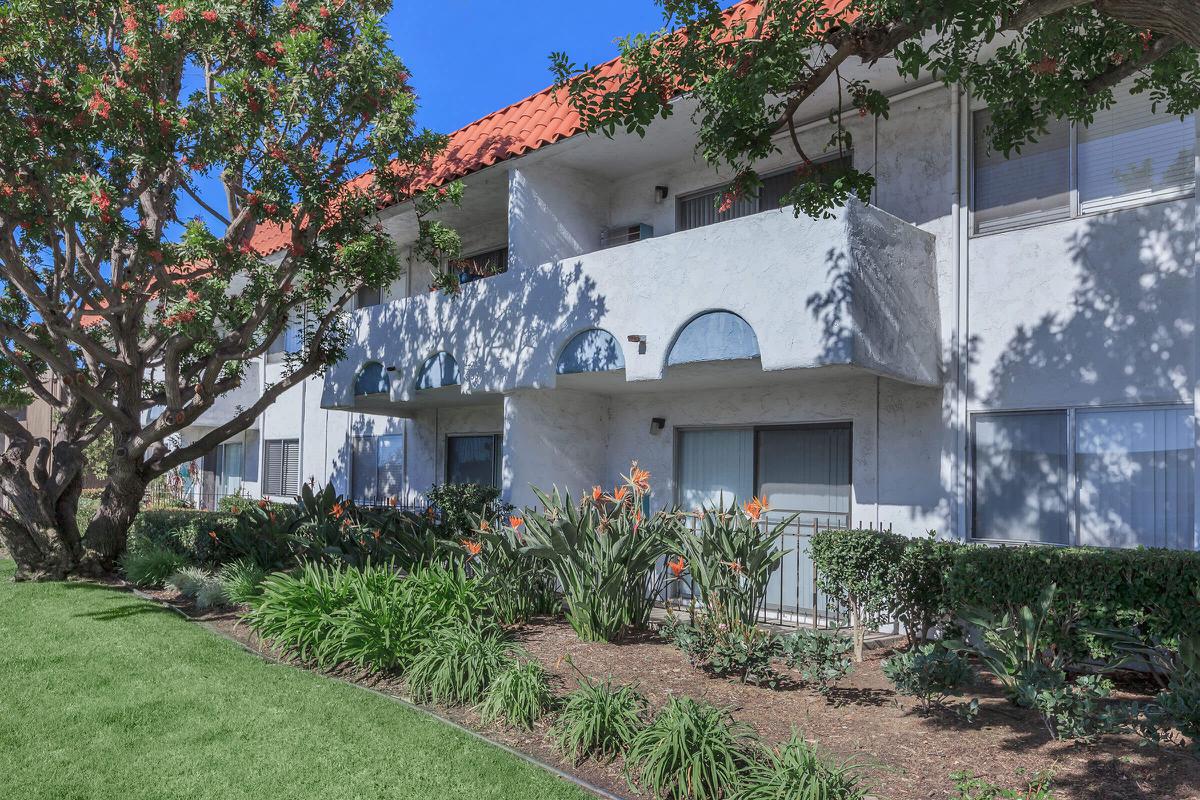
552 0 1200 218
0 0 462 579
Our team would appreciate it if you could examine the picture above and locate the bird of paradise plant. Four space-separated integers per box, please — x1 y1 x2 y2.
520 464 676 642
668 499 796 627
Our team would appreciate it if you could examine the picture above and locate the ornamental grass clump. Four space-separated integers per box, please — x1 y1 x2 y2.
405 622 517 706
520 462 675 642
478 660 555 729
736 732 870 800
625 696 756 800
121 544 187 587
218 558 268 605
245 562 486 672
552 677 647 764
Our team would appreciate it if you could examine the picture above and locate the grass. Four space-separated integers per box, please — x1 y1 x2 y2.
0 561 588 800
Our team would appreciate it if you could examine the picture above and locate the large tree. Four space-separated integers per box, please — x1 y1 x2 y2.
552 0 1200 217
0 0 462 580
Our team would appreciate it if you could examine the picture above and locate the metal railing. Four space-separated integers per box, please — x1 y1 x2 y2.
652 516 895 631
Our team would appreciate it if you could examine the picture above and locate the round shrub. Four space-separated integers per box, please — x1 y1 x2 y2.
881 644 975 713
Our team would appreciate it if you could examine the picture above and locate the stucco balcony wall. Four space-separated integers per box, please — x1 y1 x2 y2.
322 199 940 412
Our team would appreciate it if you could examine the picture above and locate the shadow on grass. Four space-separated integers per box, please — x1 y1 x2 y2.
76 601 175 622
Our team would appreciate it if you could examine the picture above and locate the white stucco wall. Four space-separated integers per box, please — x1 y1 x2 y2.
503 390 611 507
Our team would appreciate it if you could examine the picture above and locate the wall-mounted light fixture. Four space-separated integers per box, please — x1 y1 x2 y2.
654 185 669 204
385 365 397 372
650 417 666 436
627 334 647 355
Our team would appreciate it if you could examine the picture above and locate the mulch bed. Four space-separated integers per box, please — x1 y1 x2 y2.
145 589 1200 800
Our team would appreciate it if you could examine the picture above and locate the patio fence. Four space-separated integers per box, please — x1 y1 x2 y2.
651 515 896 632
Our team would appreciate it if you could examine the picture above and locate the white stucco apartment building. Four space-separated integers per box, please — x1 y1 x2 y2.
183 30 1198 558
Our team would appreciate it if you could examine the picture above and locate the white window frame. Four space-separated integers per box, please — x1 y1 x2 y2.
968 99 1197 237
968 402 1194 549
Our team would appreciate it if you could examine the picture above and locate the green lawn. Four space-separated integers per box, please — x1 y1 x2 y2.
0 561 589 800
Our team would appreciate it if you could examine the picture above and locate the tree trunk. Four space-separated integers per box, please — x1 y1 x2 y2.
81 459 147 575
849 602 866 663
0 445 85 581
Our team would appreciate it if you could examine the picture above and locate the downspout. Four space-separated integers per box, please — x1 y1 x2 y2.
950 84 968 541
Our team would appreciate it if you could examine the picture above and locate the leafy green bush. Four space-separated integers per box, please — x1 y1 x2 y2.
522 473 672 642
737 732 869 800
478 660 554 729
246 563 486 671
76 495 101 539
949 771 1058 800
944 544 1200 659
625 696 755 800
552 678 647 764
218 559 268 605
120 544 187 587
893 534 960 645
668 500 794 626
882 644 975 715
128 510 241 565
949 586 1135 741
777 629 854 694
809 529 905 662
405 623 516 706
661 613 779 686
426 482 509 537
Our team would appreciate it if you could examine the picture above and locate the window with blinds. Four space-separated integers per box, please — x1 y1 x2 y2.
972 79 1195 233
351 434 404 505
677 155 853 232
264 439 300 497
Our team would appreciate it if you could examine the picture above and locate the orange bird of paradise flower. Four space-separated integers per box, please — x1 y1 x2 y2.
668 556 686 578
625 462 651 492
592 485 603 502
726 560 744 574
509 515 524 530
479 518 491 532
461 539 483 557
743 496 769 521
610 486 629 504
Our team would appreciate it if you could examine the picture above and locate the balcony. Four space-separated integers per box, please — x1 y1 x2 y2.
321 199 941 414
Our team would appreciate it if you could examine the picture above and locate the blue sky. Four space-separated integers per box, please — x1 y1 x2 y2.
386 0 665 133
174 1 665 231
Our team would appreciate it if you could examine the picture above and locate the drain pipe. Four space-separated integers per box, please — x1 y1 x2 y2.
950 83 967 541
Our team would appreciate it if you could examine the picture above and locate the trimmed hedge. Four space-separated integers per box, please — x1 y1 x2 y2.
127 510 241 566
810 528 1200 657
944 545 1200 653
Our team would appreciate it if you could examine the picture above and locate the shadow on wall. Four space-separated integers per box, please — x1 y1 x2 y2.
971 202 1195 545
325 256 613 405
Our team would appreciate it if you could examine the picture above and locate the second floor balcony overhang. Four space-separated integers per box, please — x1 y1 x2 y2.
322 199 941 415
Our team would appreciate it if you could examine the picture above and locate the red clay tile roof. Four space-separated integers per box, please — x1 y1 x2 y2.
247 0 850 257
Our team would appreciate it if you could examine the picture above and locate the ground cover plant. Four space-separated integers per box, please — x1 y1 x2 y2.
737 732 870 800
478 660 555 730
625 696 756 800
0 560 590 800
551 676 647 764
778 629 855 695
661 612 781 687
882 644 977 717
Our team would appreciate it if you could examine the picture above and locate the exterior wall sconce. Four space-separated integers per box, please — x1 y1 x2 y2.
654 185 669 203
385 365 397 372
627 334 647 354
650 417 666 436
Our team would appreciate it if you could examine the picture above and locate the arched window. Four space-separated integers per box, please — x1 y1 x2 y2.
354 362 389 396
415 352 460 390
666 311 760 366
557 329 625 375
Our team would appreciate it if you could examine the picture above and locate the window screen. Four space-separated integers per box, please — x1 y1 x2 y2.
1078 84 1196 213
973 110 1071 233
972 412 1070 543
264 439 300 497
356 285 382 310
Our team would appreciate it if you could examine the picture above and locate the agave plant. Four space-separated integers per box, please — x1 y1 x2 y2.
521 465 675 642
670 499 795 627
